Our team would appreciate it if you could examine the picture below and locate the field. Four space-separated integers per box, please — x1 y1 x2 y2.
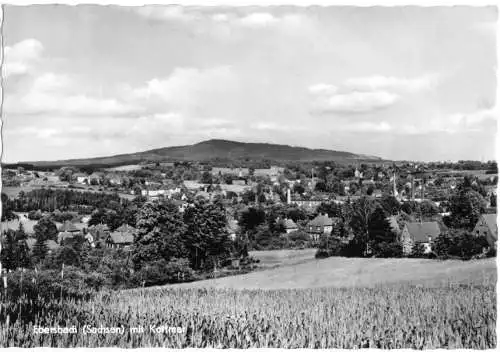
0 255 496 348
249 248 317 269
168 256 496 290
106 164 144 171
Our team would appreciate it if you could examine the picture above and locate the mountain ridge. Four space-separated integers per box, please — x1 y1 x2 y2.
5 139 384 168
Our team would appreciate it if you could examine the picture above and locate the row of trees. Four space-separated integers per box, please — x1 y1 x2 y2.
4 189 125 214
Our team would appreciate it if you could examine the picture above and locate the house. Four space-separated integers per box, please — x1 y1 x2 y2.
306 214 335 241
88 223 110 243
473 214 497 248
401 221 441 255
106 224 135 249
57 231 79 245
88 172 104 185
58 220 85 238
282 218 298 234
73 173 88 184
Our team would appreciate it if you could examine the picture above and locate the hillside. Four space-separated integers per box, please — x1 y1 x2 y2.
6 139 383 168
162 256 496 290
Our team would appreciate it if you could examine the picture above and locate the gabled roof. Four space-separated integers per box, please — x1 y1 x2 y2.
115 224 135 234
58 220 81 233
308 214 333 227
404 222 441 242
89 223 110 233
108 232 134 245
57 231 77 243
480 214 498 240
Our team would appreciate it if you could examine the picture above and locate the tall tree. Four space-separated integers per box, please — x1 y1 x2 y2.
33 216 58 242
368 208 396 246
448 190 487 230
132 200 187 269
350 197 376 256
183 200 232 270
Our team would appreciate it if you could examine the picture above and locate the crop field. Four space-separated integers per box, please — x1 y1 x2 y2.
0 258 496 348
249 248 317 269
169 256 497 290
0 282 495 348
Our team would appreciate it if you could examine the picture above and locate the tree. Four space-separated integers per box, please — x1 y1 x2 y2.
33 216 58 242
1 230 18 270
239 207 266 233
183 200 232 270
1 193 17 221
293 183 305 195
132 200 187 270
201 171 213 184
379 195 400 216
490 193 497 208
448 190 487 230
368 207 399 257
350 197 376 256
32 238 49 263
419 200 439 219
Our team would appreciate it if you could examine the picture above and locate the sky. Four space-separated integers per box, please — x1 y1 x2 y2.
2 5 498 162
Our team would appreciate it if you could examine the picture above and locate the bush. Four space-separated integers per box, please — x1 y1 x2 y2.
131 258 194 287
434 230 490 260
27 210 43 220
371 241 403 258
409 243 427 258
5 266 104 301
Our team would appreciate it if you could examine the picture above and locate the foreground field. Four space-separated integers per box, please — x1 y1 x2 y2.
0 281 495 348
249 248 317 269
0 258 497 348
169 256 497 290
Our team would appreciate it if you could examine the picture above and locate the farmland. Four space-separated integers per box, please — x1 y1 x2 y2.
0 257 496 348
168 256 496 290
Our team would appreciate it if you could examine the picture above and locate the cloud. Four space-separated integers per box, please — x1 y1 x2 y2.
308 83 338 95
6 72 142 117
345 74 439 92
309 73 441 114
3 39 44 78
312 89 399 114
239 13 278 27
395 108 497 135
129 66 239 115
135 6 195 22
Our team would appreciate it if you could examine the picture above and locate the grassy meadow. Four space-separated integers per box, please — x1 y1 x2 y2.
0 256 496 348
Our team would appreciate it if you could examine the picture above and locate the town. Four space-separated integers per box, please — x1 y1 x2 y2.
1 153 497 291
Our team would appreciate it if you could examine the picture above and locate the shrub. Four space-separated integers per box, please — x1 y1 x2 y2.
434 230 490 260
4 266 104 301
371 241 403 258
131 258 194 287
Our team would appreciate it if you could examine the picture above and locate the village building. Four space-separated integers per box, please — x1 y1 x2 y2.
306 214 335 241
73 173 88 184
473 214 497 249
105 224 135 249
401 221 441 255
